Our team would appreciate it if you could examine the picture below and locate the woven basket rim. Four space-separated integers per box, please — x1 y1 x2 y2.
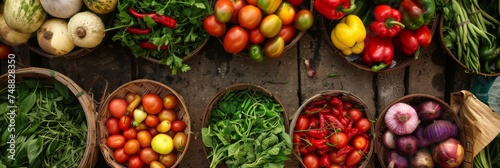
288 90 375 168
438 15 500 77
0 67 98 168
97 79 191 168
374 94 473 168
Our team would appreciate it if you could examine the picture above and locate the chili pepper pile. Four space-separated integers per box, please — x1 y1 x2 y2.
320 0 436 72
292 95 372 167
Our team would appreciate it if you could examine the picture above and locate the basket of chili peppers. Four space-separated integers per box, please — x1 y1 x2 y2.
318 0 439 72
289 90 375 167
204 0 314 63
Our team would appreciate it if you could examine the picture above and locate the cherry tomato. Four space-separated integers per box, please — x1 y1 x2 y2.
294 114 309 130
204 15 226 37
113 148 130 163
148 127 159 137
157 120 172 133
159 152 177 167
137 130 152 148
355 118 371 133
275 2 296 25
170 120 187 133
106 117 120 135
106 134 126 149
150 161 166 168
0 43 14 60
124 139 141 155
352 135 368 150
248 28 266 44
173 132 188 152
158 109 177 122
246 0 257 6
345 150 363 167
125 92 136 104
128 155 144 168
328 150 346 164
140 147 159 164
145 115 160 127
108 98 128 118
238 5 262 29
263 36 284 59
347 108 363 122
329 132 348 149
119 116 131 130
223 26 248 54
278 24 296 43
302 153 319 168
163 94 179 110
294 9 314 31
329 164 343 168
123 127 137 140
230 0 247 23
214 0 234 23
260 14 282 38
142 93 163 114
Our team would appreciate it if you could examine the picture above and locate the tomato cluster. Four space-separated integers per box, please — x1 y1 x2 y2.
293 96 372 168
204 0 314 61
105 92 188 168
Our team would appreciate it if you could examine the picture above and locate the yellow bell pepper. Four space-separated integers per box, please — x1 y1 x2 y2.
331 15 367 56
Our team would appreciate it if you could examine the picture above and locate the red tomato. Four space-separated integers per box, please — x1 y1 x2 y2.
140 148 159 164
329 132 348 149
214 0 234 23
223 26 248 54
170 120 187 133
145 115 160 127
246 0 257 6
113 148 130 163
128 155 144 168
302 153 319 168
238 5 262 29
106 117 120 135
108 98 128 118
230 0 247 23
142 93 163 114
123 127 137 140
275 2 296 25
294 9 314 31
204 15 226 37
352 135 368 150
159 153 177 167
347 108 363 122
345 150 363 167
163 94 179 110
124 139 141 155
328 150 346 164
0 43 14 60
148 127 159 137
119 116 131 130
137 130 152 148
106 135 126 149
158 109 177 122
355 118 371 133
248 28 266 44
278 24 296 43
294 114 309 130
329 164 342 168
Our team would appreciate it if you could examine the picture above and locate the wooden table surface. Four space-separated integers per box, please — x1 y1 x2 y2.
0 16 474 168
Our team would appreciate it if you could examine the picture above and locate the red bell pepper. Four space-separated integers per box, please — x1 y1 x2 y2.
362 35 394 72
319 153 331 167
314 0 357 20
369 5 405 37
393 25 432 59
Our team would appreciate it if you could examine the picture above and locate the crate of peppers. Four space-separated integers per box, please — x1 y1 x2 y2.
318 0 438 72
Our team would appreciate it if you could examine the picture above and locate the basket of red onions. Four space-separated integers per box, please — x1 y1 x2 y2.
374 94 473 168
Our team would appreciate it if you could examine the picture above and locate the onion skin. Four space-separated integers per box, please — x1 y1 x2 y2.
417 100 443 122
40 0 82 19
383 130 396 149
385 102 420 135
395 135 418 156
433 138 464 168
413 126 432 148
424 120 458 143
410 149 434 168
385 150 409 168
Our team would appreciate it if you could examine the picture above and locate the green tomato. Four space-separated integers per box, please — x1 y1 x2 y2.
260 14 282 38
294 9 314 31
214 0 234 23
249 44 264 63
263 36 285 59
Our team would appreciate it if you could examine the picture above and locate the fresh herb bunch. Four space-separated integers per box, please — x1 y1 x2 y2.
202 89 292 168
112 0 212 75
0 79 87 167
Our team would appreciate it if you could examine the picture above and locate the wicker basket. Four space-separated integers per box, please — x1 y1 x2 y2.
97 79 191 168
0 67 98 168
289 90 375 167
201 83 290 167
320 11 439 73
374 94 473 168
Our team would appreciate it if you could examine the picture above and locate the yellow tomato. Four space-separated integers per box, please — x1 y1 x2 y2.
275 2 295 25
156 120 171 133
151 134 174 154
260 14 283 38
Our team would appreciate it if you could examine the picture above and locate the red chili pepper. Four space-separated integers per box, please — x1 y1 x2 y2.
311 138 332 150
312 99 328 106
303 107 322 116
323 114 345 130
337 145 355 156
139 41 169 50
329 97 343 116
306 130 328 139
126 27 152 34
362 35 394 72
319 153 331 167
319 113 326 129
318 148 333 156
286 0 303 6
369 5 405 37
360 133 371 153
393 25 432 58
129 7 157 19
345 127 359 140
314 0 356 20
152 15 177 29
343 101 353 110
309 116 318 128
293 133 302 144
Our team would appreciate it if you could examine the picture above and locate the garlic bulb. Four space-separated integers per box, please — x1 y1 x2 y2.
40 0 82 19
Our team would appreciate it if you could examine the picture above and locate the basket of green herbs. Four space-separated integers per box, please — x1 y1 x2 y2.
0 67 97 168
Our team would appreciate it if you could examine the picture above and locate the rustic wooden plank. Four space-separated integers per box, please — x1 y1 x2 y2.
0 44 31 74
376 69 406 114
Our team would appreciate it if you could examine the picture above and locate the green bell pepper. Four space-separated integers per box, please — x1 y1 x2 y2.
496 56 500 70
249 44 264 63
479 40 500 61
399 0 436 30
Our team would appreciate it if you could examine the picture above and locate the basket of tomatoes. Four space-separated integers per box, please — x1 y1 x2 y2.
204 0 314 62
289 90 375 167
98 79 191 168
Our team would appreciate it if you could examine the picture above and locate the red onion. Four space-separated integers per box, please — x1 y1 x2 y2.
384 102 420 135
413 126 433 148
394 135 418 155
417 100 443 122
424 120 458 143
385 150 409 168
410 149 434 168
382 130 396 149
433 138 465 168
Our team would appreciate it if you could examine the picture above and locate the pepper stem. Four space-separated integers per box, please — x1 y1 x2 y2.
371 63 387 72
340 0 357 13
414 46 421 60
385 18 405 29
